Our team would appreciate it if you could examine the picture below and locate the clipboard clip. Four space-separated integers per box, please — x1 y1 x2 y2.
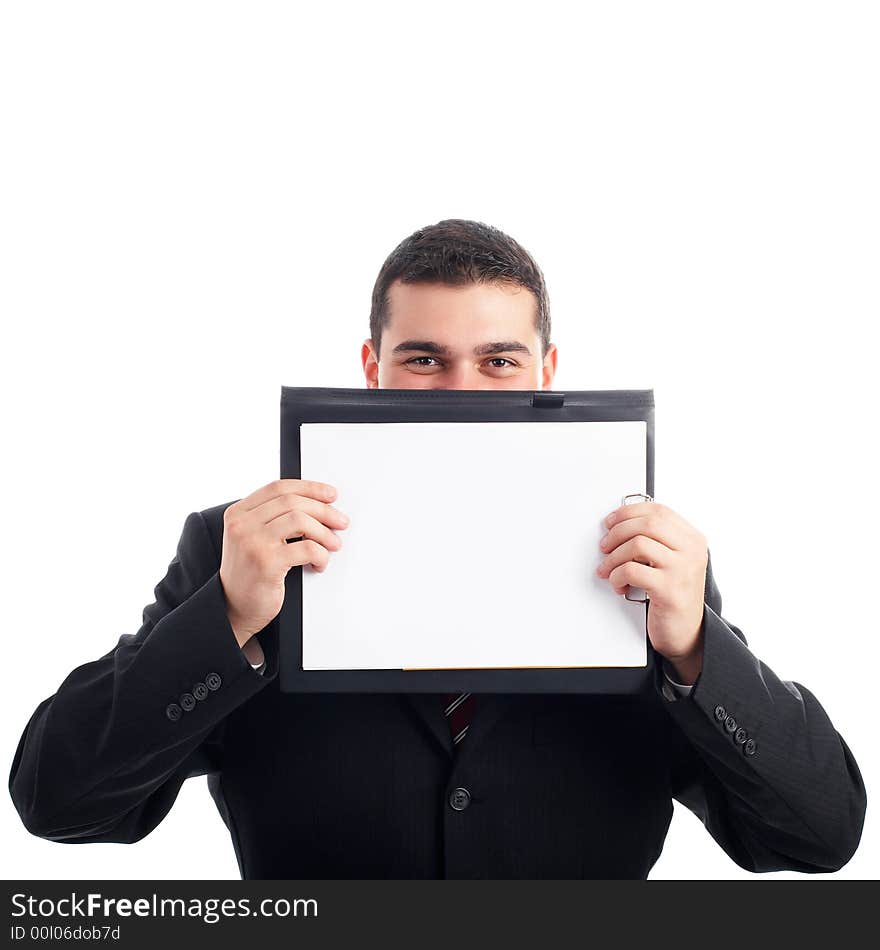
621 492 653 602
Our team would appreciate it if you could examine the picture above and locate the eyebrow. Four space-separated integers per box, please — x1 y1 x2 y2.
391 339 532 358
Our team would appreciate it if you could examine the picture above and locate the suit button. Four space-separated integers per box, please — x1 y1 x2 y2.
735 727 748 744
180 692 196 712
166 703 183 722
449 787 471 811
192 682 209 701
724 715 737 733
714 705 726 721
744 738 757 756
205 672 222 691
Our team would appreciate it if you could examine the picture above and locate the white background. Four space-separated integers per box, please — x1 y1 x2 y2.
1 1 877 880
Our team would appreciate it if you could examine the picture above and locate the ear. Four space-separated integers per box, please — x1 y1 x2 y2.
541 343 558 389
362 338 379 388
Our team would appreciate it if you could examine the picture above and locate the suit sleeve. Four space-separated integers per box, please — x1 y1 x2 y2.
8 509 280 844
658 550 867 873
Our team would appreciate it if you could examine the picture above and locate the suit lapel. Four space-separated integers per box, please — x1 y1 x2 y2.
401 693 454 756
450 693 514 769
400 692 516 764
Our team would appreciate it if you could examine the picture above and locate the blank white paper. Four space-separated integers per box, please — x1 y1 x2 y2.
300 420 648 670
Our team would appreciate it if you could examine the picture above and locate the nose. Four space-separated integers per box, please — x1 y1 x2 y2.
432 367 489 390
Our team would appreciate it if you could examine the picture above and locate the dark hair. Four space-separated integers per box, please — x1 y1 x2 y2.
369 218 551 360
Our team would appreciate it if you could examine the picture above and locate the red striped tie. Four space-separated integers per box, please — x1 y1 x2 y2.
443 692 477 745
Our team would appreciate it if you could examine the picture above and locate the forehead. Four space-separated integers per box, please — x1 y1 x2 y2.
385 279 538 341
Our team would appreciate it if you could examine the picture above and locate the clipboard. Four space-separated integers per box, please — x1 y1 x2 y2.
278 386 656 693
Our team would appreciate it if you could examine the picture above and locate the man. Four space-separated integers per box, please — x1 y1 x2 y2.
9 219 866 878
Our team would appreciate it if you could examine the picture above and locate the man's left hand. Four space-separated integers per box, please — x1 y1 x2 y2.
596 501 709 685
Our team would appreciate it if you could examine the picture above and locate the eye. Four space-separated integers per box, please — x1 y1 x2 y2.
487 358 516 368
406 356 440 366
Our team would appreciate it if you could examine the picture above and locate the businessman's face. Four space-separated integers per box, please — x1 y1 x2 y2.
362 279 557 390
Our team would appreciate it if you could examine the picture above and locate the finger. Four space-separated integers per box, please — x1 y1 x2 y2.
607 560 661 596
604 501 654 529
236 478 338 512
268 509 343 552
597 535 672 578
600 514 689 554
605 501 685 529
282 537 331 573
605 500 697 532
255 492 350 530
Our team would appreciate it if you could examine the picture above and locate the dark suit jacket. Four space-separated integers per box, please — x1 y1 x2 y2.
9 502 867 878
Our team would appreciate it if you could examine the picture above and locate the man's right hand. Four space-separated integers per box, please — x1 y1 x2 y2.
218 478 350 647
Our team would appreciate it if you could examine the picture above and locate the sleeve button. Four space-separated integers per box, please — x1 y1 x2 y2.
180 692 196 712
724 715 737 733
192 682 209 701
714 704 726 721
165 703 183 722
205 672 222 691
734 727 748 744
744 738 757 756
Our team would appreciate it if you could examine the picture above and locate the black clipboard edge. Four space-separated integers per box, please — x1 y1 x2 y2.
279 387 655 694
